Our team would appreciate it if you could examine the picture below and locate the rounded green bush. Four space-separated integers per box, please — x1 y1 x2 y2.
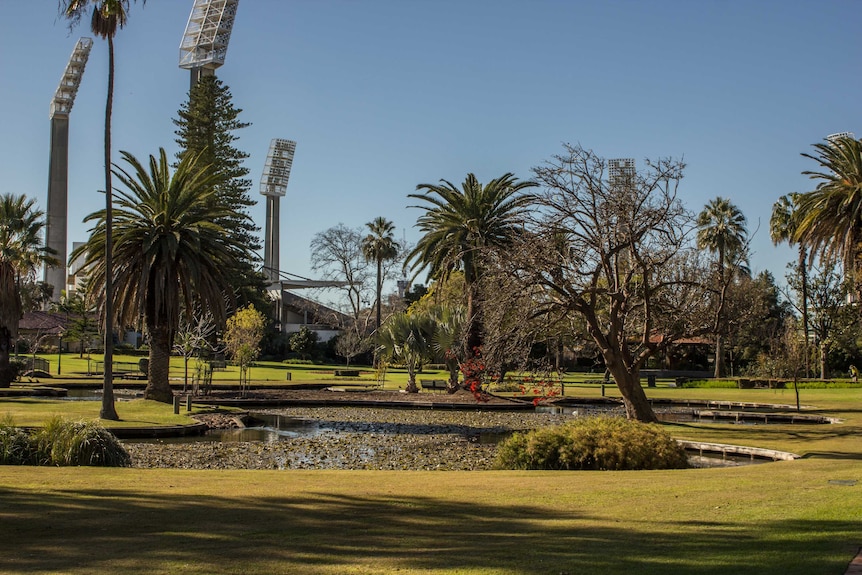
495 415 688 471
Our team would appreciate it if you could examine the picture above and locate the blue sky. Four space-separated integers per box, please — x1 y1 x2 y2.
1 0 859 293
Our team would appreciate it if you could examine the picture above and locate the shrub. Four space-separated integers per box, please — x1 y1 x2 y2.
31 417 131 467
490 381 522 393
0 415 35 465
676 379 738 389
495 416 688 471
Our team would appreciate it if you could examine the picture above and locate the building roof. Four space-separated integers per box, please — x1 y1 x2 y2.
18 311 68 336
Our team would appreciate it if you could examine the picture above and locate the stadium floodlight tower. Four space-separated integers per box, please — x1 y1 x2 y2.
260 139 297 285
44 37 93 302
827 131 855 143
179 0 239 90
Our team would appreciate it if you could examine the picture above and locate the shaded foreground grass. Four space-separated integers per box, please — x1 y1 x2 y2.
1 460 860 574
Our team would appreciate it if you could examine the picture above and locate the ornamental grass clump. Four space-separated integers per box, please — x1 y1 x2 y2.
495 415 688 470
0 414 35 465
31 416 131 467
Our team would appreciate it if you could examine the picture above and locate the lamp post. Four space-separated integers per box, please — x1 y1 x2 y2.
57 334 63 376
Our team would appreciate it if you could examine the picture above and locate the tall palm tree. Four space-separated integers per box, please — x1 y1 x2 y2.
794 135 862 300
771 193 810 376
71 149 249 403
59 0 144 419
0 195 56 387
361 217 400 333
407 173 536 355
697 196 748 378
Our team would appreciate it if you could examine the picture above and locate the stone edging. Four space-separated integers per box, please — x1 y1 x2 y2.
676 440 799 461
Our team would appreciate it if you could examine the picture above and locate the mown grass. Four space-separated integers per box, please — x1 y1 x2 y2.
0 459 859 574
0 398 216 428
1 382 860 573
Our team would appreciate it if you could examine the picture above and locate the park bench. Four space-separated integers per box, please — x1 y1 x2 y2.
209 360 227 371
334 369 360 377
420 379 448 392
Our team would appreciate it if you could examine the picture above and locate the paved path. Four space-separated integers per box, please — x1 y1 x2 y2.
846 548 862 575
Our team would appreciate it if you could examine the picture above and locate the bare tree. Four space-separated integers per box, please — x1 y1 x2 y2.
311 223 407 340
497 144 711 422
333 329 371 367
310 224 373 332
173 310 217 392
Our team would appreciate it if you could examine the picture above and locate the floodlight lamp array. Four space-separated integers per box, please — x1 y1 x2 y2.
50 38 93 119
260 139 297 197
179 0 239 70
827 132 855 143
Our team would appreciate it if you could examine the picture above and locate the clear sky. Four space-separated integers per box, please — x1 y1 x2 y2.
1 1 859 295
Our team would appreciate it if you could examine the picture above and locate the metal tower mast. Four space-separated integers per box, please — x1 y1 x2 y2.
44 37 93 301
260 139 297 285
179 0 239 89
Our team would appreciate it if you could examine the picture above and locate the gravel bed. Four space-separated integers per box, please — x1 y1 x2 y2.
123 406 601 471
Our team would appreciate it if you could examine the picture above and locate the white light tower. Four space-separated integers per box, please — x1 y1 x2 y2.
179 0 239 89
827 132 855 143
260 139 297 284
44 37 93 301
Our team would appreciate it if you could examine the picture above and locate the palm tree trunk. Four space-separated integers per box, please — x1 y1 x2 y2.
713 246 725 379
465 277 483 356
0 266 19 387
0 327 13 388
100 34 118 421
144 323 174 403
406 363 419 393
799 246 810 378
375 258 382 331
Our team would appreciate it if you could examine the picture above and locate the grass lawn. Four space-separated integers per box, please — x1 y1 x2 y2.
0 398 217 428
0 384 860 573
0 460 860 574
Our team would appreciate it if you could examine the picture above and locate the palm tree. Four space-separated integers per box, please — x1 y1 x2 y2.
697 196 748 378
407 173 536 355
71 148 249 403
794 135 862 300
771 193 810 376
0 195 56 387
428 304 465 393
361 217 400 333
59 0 144 419
376 312 435 393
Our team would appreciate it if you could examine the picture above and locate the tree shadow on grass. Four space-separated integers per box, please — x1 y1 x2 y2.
0 478 859 575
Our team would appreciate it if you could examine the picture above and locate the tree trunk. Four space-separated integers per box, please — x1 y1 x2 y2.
607 362 658 423
0 326 13 388
0 266 19 387
375 258 382 332
144 324 174 403
100 34 119 421
713 247 726 379
713 336 723 379
799 246 810 378
819 340 827 381
405 365 419 393
465 280 482 355
446 360 460 394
